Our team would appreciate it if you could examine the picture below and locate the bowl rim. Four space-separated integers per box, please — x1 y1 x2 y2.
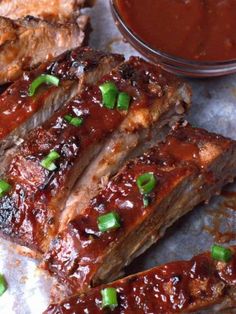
110 0 236 68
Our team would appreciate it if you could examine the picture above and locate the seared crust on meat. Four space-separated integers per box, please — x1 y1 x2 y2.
44 247 236 313
0 15 90 84
0 57 190 253
43 125 236 294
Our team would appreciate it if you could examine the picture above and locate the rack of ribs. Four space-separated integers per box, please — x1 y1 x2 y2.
43 125 236 294
0 55 191 254
44 246 236 313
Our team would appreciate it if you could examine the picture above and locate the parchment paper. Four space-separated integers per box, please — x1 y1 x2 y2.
1 1 236 313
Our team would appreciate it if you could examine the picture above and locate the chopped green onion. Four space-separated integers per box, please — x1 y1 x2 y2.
136 173 157 195
117 92 131 111
98 212 121 232
143 195 150 207
64 115 83 127
29 74 60 96
211 245 232 262
101 287 118 310
0 274 7 296
41 150 60 171
99 82 119 109
99 82 118 95
0 180 11 197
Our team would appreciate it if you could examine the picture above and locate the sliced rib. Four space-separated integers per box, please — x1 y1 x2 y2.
43 125 236 294
0 58 191 253
0 0 86 22
0 15 90 84
44 246 236 313
0 47 124 166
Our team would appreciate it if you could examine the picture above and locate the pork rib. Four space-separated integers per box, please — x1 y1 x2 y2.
0 57 191 253
0 0 86 22
0 47 123 165
0 15 90 84
44 246 236 313
43 125 236 294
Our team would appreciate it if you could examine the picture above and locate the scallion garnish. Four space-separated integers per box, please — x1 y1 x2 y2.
41 150 60 171
101 287 118 310
64 115 83 127
99 82 119 109
98 212 121 232
0 180 11 197
143 195 150 207
0 274 7 296
117 92 131 111
211 245 232 262
136 173 157 195
29 74 60 96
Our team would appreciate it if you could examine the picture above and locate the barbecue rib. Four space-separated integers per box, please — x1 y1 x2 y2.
0 15 89 84
44 246 236 313
43 125 236 294
0 57 191 254
0 0 86 22
0 47 123 167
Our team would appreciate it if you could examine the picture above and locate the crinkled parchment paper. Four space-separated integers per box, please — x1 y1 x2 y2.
1 1 236 313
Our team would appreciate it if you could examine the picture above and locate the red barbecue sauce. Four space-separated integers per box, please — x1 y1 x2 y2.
115 0 236 62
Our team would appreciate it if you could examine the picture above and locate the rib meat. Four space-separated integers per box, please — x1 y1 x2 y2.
44 246 236 313
0 57 191 253
0 47 123 166
0 0 86 22
43 125 236 294
0 15 89 84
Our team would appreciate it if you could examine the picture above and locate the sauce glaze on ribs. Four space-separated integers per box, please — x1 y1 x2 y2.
43 125 236 294
0 57 190 253
44 246 236 313
0 47 123 162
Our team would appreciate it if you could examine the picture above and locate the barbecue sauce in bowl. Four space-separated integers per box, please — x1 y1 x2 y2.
115 0 236 62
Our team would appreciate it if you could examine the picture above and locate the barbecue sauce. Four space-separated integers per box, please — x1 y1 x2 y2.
115 0 236 62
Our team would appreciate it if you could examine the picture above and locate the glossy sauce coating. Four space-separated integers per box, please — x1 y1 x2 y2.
0 47 115 140
44 126 233 292
44 247 236 313
116 0 236 62
0 57 176 252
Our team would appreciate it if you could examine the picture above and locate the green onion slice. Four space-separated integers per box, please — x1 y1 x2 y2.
98 212 121 232
0 180 11 197
143 195 150 208
101 287 118 310
0 274 7 296
211 245 232 263
136 173 157 195
117 92 131 111
29 74 60 96
41 150 60 171
64 115 83 127
99 82 119 109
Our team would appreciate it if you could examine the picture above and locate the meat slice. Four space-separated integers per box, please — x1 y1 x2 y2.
0 57 191 254
43 125 236 294
0 15 90 84
0 47 123 165
0 0 86 22
44 246 236 313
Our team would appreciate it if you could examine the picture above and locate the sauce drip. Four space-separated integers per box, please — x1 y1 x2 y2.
116 0 236 62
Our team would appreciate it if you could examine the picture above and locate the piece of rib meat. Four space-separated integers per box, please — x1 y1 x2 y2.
0 15 90 84
0 0 86 22
0 57 191 254
0 47 124 169
43 125 236 294
44 246 236 313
